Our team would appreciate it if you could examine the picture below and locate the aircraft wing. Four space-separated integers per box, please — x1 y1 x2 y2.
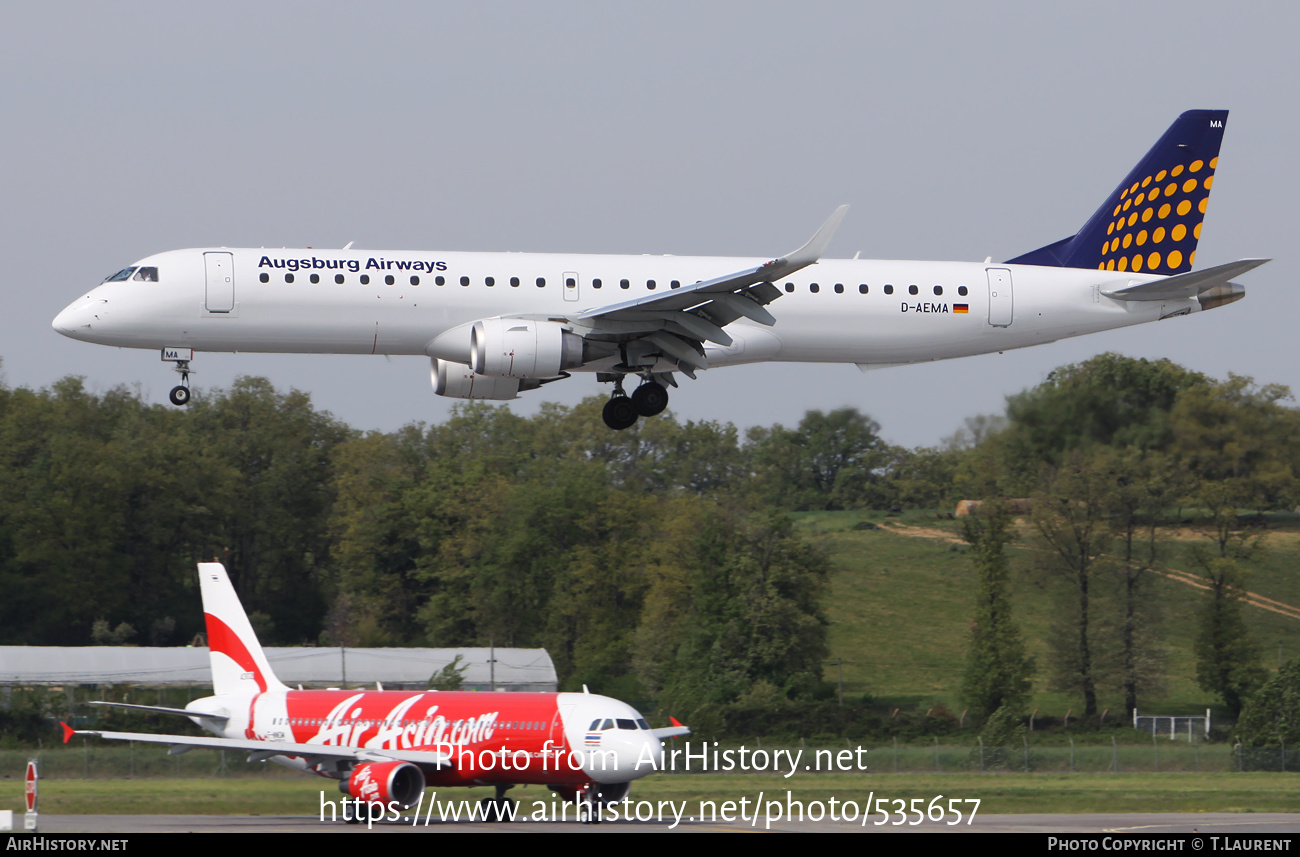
68 726 453 769
651 715 691 740
563 205 848 377
580 204 848 322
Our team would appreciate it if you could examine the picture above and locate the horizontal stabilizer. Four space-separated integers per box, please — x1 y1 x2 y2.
72 728 454 768
90 701 229 723
1102 258 1268 302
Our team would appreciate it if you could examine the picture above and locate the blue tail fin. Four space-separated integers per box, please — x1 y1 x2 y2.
1006 110 1227 275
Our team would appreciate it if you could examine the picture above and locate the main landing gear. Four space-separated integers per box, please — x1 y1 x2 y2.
631 380 668 417
601 376 670 430
479 785 516 822
340 799 362 825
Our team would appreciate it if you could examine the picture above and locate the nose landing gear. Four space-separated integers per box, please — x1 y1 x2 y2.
161 347 194 407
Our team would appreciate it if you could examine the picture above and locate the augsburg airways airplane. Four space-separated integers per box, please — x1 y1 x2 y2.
66 562 687 823
53 110 1264 430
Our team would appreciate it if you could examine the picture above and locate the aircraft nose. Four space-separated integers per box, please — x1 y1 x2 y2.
617 732 663 781
52 296 103 339
636 733 665 779
52 305 75 334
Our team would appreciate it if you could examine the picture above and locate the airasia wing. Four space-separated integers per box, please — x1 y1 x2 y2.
53 111 1264 431
68 725 455 768
66 563 684 822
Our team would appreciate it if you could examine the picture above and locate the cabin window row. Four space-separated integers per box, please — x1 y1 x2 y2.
272 716 547 729
258 272 557 287
256 272 696 289
255 272 971 299
260 272 445 286
783 282 969 296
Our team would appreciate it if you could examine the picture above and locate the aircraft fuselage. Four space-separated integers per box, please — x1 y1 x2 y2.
53 247 1191 372
192 685 659 788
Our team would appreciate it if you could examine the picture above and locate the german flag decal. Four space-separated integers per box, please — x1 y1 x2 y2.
953 304 969 313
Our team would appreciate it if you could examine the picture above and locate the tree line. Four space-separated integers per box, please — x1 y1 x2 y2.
2 353 1299 734
954 354 1300 738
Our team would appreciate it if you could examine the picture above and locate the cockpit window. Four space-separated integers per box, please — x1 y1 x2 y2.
132 267 159 282
591 717 649 731
105 267 136 282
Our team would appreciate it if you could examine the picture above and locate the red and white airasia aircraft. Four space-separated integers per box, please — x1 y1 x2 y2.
65 563 687 823
53 111 1264 430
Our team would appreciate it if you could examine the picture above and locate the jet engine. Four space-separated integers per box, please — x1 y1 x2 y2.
431 358 542 400
470 319 585 378
339 760 425 810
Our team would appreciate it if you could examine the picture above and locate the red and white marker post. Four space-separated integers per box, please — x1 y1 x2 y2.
24 758 38 831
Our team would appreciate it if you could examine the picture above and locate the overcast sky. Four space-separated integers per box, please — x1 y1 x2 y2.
7 2 1297 446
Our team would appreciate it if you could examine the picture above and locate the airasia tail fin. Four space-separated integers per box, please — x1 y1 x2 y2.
198 562 289 696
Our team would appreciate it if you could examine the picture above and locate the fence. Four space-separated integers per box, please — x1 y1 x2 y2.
1133 709 1211 740
2 737 1287 779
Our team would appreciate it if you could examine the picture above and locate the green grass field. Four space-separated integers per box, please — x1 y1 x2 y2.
803 509 1300 719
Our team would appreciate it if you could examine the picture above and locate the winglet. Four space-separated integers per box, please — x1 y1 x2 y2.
771 205 849 272
652 716 692 740
578 204 849 324
61 721 75 744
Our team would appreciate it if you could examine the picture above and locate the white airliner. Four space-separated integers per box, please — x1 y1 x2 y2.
53 110 1264 430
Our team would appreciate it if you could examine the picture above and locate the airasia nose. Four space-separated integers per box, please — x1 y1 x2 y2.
593 730 663 782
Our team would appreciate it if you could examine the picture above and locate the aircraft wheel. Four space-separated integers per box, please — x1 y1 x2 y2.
631 382 668 417
602 396 638 430
169 385 191 406
480 796 515 822
341 801 362 825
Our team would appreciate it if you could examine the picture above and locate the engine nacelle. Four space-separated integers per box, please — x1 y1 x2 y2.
339 760 425 810
470 319 584 379
432 358 543 400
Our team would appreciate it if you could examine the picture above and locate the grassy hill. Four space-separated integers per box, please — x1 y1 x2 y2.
802 510 1300 723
